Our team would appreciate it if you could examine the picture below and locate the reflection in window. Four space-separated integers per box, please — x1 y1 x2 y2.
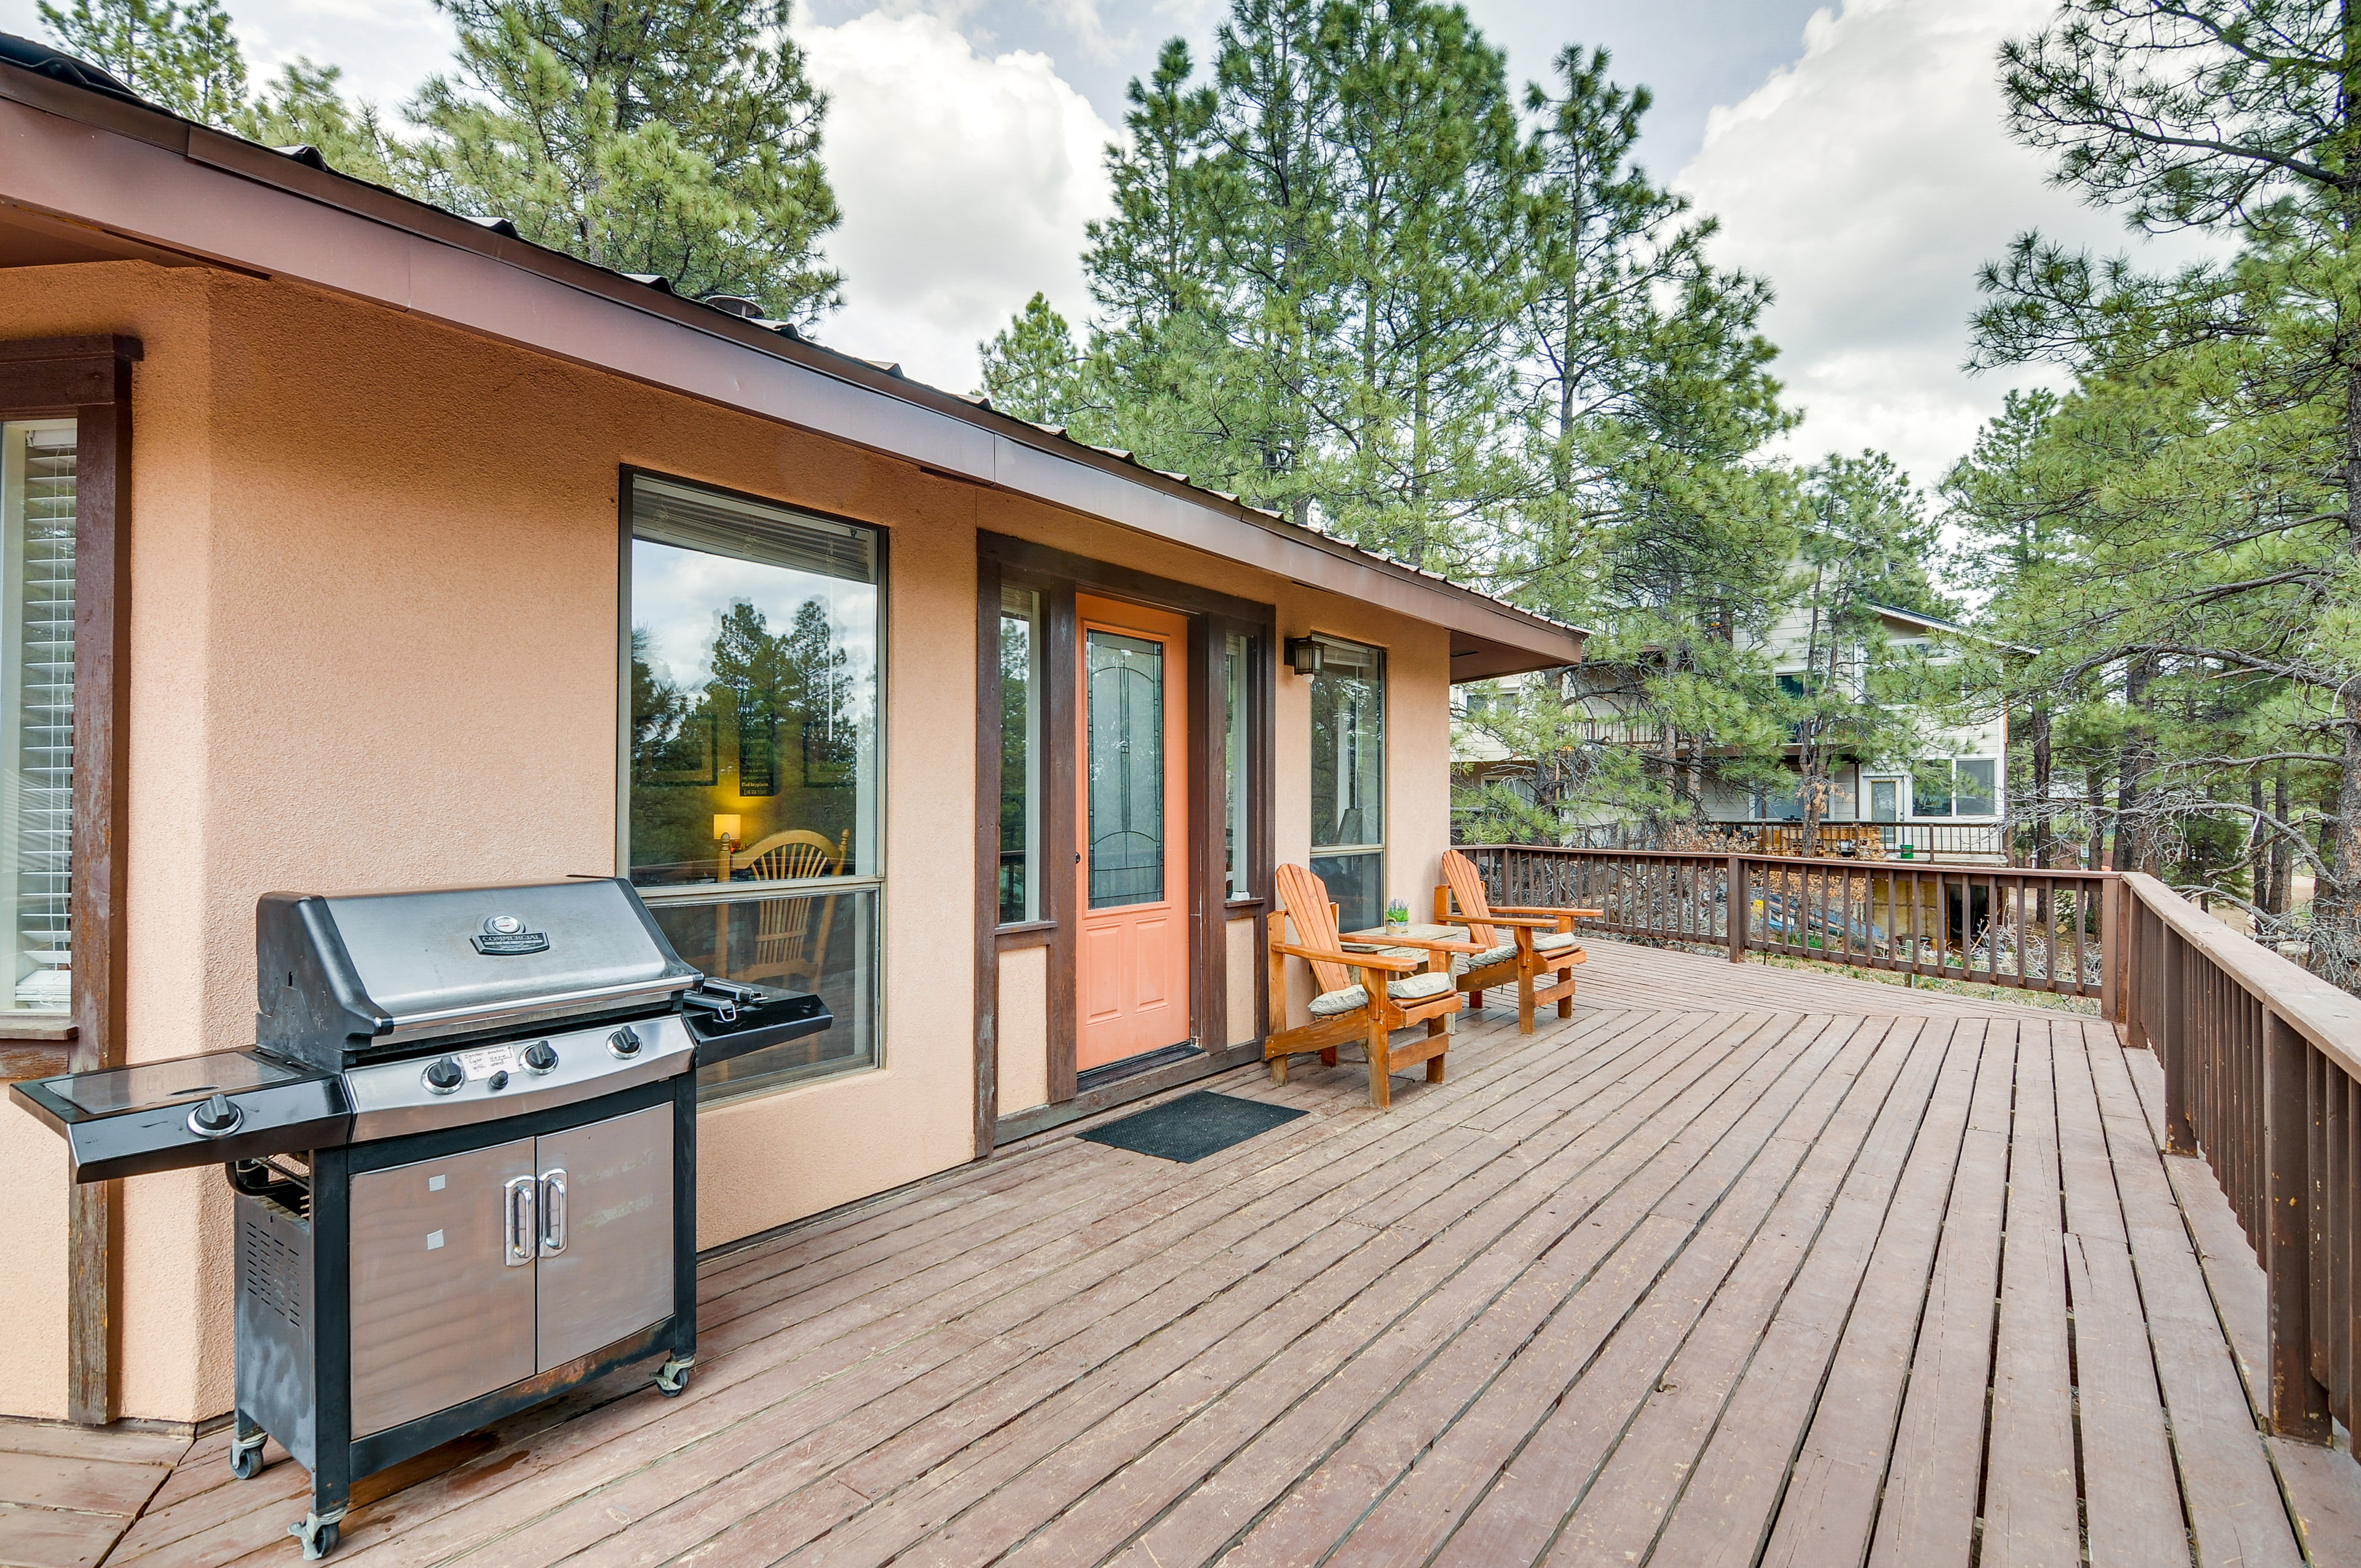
1908 758 1998 819
999 588 1042 924
651 889 879 1101
0 420 74 1018
1225 633 1249 901
1310 637 1384 932
625 473 883 1095
1955 759 1997 817
628 475 879 886
1087 630 1165 909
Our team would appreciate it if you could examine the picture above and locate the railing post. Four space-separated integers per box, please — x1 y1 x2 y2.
1727 855 1746 964
2162 926 2198 1156
2263 1008 2331 1441
2099 876 2120 1025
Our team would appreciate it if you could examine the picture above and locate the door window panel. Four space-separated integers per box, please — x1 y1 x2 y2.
0 420 74 1019
1086 630 1165 909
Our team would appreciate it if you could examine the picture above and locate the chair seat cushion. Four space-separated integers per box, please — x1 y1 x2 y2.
1308 969 1457 1016
1460 930 1581 972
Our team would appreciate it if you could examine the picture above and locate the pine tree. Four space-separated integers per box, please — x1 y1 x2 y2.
1975 0 2361 983
408 0 842 321
234 60 404 186
975 294 1090 428
39 0 246 123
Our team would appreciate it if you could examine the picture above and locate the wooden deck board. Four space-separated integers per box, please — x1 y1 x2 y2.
105 937 2354 1568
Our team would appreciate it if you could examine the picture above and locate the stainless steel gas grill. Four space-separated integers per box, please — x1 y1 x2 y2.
12 879 829 1559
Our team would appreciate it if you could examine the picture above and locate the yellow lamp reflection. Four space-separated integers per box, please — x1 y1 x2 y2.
713 814 742 847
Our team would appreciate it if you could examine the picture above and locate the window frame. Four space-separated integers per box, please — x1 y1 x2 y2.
0 335 137 1428
614 466 891 1100
974 534 1275 1156
1905 757 2001 822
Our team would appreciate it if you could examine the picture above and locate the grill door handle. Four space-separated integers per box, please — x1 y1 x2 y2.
503 1174 536 1266
538 1168 567 1256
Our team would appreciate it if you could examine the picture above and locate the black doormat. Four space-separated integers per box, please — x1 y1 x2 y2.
1078 1090 1308 1163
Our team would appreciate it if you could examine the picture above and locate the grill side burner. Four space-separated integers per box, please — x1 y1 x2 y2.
12 878 829 1560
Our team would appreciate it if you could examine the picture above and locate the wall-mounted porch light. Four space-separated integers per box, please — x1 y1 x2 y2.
1286 636 1325 676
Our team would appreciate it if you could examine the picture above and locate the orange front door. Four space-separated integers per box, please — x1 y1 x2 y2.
1075 595 1192 1071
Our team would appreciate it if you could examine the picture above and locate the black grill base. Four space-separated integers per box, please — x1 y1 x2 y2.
231 1071 697 1554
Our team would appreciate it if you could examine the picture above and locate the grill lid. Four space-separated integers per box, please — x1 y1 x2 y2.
257 879 699 1059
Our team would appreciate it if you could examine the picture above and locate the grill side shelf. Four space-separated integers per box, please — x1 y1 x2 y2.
684 989 832 1068
13 1065 351 1183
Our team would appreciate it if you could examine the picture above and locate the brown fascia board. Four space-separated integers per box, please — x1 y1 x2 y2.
0 67 1584 674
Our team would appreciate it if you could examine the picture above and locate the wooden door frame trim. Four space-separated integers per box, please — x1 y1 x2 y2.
973 533 1275 1155
0 333 139 1425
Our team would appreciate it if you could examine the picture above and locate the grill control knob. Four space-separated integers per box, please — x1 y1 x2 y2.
522 1040 558 1074
487 1069 510 1091
188 1093 242 1137
423 1056 465 1095
608 1026 643 1059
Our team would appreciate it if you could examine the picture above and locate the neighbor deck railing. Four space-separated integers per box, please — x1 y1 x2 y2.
1459 844 2360 1461
1460 844 2118 1006
2118 872 2358 1455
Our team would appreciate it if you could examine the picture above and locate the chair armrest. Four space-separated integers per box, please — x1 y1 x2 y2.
1366 934 1484 954
1492 905 1604 919
1479 914 1565 930
1268 940 1422 973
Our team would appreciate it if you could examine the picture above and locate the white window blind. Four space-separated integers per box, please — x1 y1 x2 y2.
1 420 75 1015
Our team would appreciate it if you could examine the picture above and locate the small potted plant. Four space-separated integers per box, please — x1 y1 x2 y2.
1386 898 1410 932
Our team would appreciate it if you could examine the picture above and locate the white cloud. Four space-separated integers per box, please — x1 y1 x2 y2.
1674 0 2217 494
794 8 1115 392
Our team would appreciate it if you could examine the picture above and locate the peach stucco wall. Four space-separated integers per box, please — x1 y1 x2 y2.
0 258 1457 1423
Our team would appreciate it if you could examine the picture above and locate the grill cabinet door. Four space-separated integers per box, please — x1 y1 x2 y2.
349 1138 538 1437
533 1103 673 1371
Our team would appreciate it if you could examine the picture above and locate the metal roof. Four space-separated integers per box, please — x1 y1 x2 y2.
0 36 1586 679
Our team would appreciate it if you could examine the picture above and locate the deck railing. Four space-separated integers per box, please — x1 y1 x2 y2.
2118 872 2358 1454
1460 844 2118 1006
1460 845 2359 1460
1730 822 2008 860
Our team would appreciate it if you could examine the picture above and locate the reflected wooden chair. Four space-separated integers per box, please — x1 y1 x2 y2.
1433 848 1599 1034
1265 862 1475 1109
715 828 848 998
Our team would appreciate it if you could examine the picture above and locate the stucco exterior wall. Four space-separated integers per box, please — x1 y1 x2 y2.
0 258 1463 1423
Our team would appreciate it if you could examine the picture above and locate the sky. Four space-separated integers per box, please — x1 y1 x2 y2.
0 0 2212 492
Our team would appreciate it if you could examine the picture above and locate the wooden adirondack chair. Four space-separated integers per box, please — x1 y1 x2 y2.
1266 863 1474 1109
1433 849 1599 1034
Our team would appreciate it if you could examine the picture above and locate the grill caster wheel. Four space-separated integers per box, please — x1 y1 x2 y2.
290 1511 343 1559
655 1354 693 1397
230 1443 264 1481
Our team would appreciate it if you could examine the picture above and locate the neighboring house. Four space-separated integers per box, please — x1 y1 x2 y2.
1457 603 2015 857
0 43 1584 1428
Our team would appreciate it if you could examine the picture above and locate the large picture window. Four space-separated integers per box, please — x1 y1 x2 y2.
623 473 883 1099
0 419 74 1019
1309 636 1385 932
